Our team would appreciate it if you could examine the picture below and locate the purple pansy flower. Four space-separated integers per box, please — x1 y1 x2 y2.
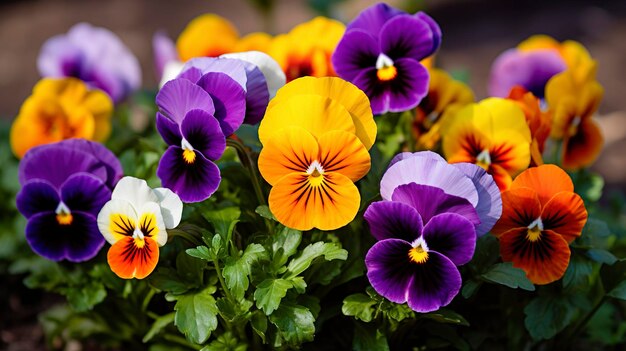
331 3 441 115
38 23 141 103
381 151 501 236
16 139 122 262
488 48 566 98
155 78 227 203
364 191 477 312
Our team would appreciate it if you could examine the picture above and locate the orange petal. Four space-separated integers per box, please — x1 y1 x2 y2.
561 118 603 170
268 172 360 231
107 236 159 279
488 164 514 191
499 228 570 285
176 14 239 60
258 127 319 186
317 130 371 182
491 187 541 236
542 191 587 243
510 164 574 206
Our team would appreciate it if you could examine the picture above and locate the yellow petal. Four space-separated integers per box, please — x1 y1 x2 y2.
268 77 376 149
317 130 371 182
269 172 360 231
258 127 319 186
82 89 113 141
517 35 561 51
234 32 273 53
259 93 355 146
177 14 239 61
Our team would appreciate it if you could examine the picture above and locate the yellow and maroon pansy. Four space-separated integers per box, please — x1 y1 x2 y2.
412 68 474 150
545 69 604 170
176 14 240 61
97 177 183 279
441 98 531 191
10 77 113 158
267 17 345 82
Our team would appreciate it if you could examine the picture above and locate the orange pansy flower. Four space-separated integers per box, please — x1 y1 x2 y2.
491 165 587 285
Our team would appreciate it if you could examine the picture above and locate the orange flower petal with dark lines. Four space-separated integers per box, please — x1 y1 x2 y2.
510 164 573 206
562 118 604 170
491 187 541 237
107 236 159 279
541 191 587 243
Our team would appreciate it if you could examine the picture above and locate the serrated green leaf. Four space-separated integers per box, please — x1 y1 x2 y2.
563 252 593 289
342 293 377 322
461 279 482 299
143 313 175 343
290 276 307 294
64 281 107 312
481 262 535 291
173 287 219 344
200 332 247 351
202 207 240 240
250 311 268 343
269 303 315 346
149 268 190 295
353 323 389 351
223 243 267 300
186 246 213 261
524 295 576 340
270 226 302 265
254 278 293 315
423 309 470 326
255 205 276 221
285 242 347 278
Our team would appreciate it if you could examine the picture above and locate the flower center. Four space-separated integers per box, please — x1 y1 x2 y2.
55 201 73 225
132 227 146 248
526 217 544 242
475 149 492 170
181 138 196 164
376 53 397 82
408 237 429 264
306 160 325 186
568 116 581 137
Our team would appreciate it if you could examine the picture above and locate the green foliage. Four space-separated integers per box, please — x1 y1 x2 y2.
170 286 219 344
481 262 535 291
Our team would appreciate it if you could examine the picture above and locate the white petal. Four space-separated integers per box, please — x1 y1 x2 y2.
154 187 183 229
159 60 185 88
221 51 286 98
111 176 159 210
138 202 168 246
97 198 138 245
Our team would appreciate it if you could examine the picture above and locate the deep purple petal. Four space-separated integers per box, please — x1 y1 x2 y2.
332 29 379 82
178 66 203 83
347 3 404 36
453 163 502 236
25 211 104 262
406 251 461 313
380 14 436 61
16 180 60 218
242 63 269 125
364 201 423 242
156 112 183 146
196 72 246 136
60 173 111 216
181 109 226 161
380 151 479 206
414 12 442 56
156 78 215 123
488 48 566 98
157 146 221 203
57 139 123 189
351 67 385 114
391 183 480 228
422 213 476 266
19 144 106 188
153 31 178 81
365 238 414 304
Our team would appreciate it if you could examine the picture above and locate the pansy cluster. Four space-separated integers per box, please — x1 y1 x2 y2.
364 152 501 312
257 76 376 231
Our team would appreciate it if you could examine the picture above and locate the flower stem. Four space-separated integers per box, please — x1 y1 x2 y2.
212 257 234 303
565 295 608 344
162 333 202 350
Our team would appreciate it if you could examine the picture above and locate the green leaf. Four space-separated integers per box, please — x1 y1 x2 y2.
177 251 206 286
607 281 626 300
250 311 268 343
601 259 626 297
284 241 347 278
342 293 377 322
562 252 593 289
173 287 219 344
461 279 482 299
524 295 576 340
223 243 267 300
255 205 276 221
586 248 617 265
200 332 247 351
149 268 191 295
186 246 213 261
481 262 535 291
269 302 315 346
202 207 241 240
270 225 302 263
143 313 175 343
64 281 107 312
352 323 389 351
254 278 292 315
423 309 470 326
290 276 307 294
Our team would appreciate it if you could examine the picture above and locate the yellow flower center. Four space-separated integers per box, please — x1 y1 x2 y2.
408 237 429 264
306 160 325 186
182 149 196 164
475 149 492 170
526 217 544 242
375 53 397 82
55 202 73 225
